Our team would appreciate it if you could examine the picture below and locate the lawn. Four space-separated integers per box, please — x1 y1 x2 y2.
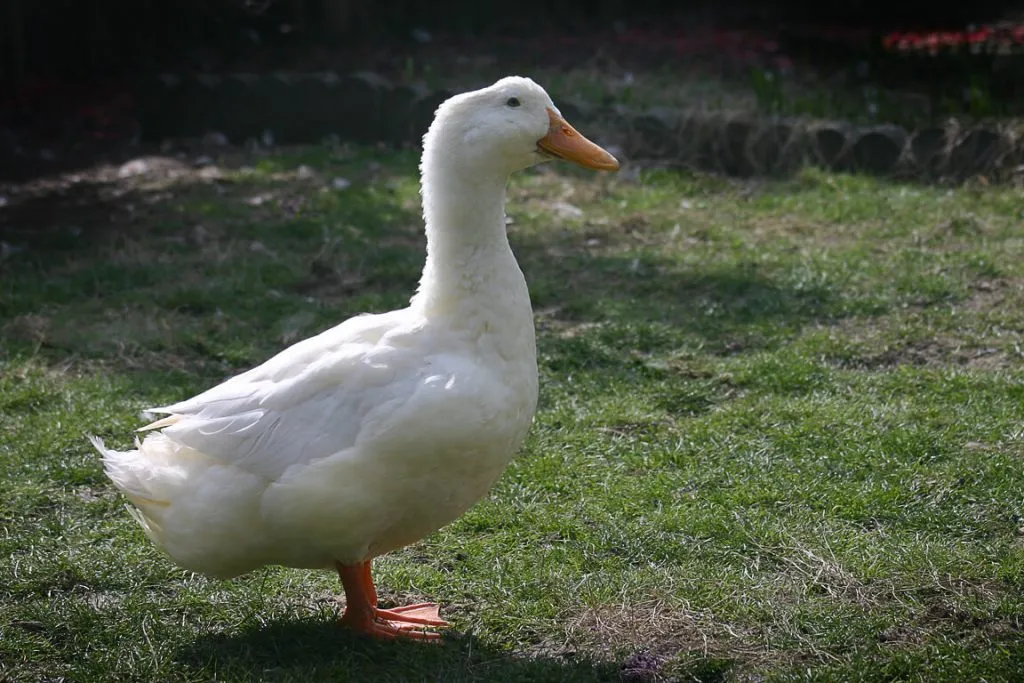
1 145 1023 682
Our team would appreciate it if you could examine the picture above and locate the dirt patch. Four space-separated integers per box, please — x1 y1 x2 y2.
878 587 1023 649
619 650 674 682
0 141 341 256
739 211 868 250
854 338 1016 370
545 536 1023 680
962 277 1023 313
535 311 605 339
556 602 779 680
824 279 1024 371
922 213 996 250
3 313 50 348
1 155 209 264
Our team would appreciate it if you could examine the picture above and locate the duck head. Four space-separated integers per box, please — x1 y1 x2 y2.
424 76 620 177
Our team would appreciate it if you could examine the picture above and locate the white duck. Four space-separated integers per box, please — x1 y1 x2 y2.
90 76 618 640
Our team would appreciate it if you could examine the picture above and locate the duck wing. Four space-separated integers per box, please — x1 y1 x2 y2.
144 310 419 481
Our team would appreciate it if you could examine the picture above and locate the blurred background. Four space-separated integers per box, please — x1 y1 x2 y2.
1 0 1023 180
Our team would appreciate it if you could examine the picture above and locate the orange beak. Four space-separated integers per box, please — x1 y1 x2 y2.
537 108 620 172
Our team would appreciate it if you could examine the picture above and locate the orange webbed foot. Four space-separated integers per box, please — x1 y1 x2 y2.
377 602 450 627
339 606 446 641
336 561 449 641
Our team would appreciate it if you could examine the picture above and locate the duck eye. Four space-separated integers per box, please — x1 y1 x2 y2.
506 97 521 108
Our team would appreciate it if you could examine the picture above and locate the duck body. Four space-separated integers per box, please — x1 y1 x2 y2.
92 76 617 639
102 272 537 578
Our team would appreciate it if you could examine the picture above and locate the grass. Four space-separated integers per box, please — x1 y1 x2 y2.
2 143 1024 682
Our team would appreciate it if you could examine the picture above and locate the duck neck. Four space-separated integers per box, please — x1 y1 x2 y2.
411 157 529 321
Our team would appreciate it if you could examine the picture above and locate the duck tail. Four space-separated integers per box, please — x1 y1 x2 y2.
88 434 173 541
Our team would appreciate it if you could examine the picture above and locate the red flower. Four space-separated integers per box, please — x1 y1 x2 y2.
880 21 1023 54
941 32 965 47
900 32 923 51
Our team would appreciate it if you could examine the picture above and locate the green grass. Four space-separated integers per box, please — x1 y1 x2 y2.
2 146 1023 682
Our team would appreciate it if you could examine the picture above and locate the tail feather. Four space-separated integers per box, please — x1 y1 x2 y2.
136 414 181 432
89 435 172 507
88 432 272 578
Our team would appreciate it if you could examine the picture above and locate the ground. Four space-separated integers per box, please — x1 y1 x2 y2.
1 143 1023 682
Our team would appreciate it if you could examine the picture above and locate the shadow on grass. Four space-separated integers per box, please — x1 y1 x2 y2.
0 175 139 254
1 157 881 374
178 616 619 682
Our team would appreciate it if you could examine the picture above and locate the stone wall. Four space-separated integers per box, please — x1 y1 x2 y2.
138 71 1024 181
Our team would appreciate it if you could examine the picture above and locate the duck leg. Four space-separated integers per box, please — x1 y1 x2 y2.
336 560 450 640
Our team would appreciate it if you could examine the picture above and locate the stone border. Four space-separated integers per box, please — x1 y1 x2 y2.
137 71 1024 181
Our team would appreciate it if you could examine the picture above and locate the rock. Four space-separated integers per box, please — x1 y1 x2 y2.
117 158 151 178
722 116 755 176
750 123 794 174
777 122 808 175
678 114 719 169
550 201 583 218
950 128 1005 175
814 125 849 168
910 127 950 174
198 166 223 181
852 127 906 173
